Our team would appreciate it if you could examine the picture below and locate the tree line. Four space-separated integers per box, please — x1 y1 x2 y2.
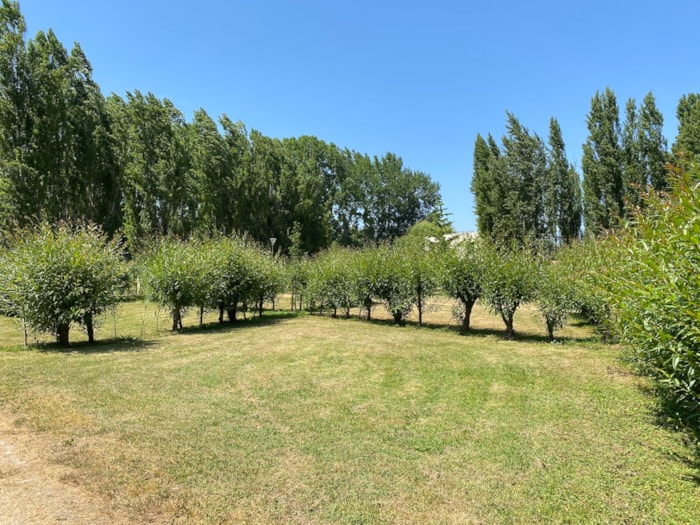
471 87 700 245
0 1 442 253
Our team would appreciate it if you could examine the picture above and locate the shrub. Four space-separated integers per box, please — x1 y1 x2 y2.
0 222 125 346
607 165 700 423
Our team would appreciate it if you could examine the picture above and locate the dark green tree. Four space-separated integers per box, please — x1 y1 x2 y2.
638 92 668 192
673 93 700 159
582 88 624 232
547 118 582 243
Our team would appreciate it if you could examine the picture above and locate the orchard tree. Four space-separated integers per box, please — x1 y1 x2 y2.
536 256 574 341
373 244 415 325
441 238 486 333
0 222 125 346
481 244 540 339
141 238 207 331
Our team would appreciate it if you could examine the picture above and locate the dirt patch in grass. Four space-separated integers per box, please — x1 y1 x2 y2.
0 409 134 525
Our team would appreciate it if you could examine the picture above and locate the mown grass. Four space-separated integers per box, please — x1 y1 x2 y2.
0 300 698 523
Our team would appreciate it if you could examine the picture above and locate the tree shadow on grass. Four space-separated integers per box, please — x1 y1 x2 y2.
637 383 700 486
39 337 158 354
311 311 594 346
176 309 301 336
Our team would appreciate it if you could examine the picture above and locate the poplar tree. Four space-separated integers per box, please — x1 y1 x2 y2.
638 92 668 192
673 93 700 159
582 88 624 232
546 118 581 243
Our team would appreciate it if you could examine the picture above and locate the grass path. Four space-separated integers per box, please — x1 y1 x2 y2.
0 301 699 523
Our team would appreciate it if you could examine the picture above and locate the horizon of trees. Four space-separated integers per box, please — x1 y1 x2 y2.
471 88 700 243
0 1 444 254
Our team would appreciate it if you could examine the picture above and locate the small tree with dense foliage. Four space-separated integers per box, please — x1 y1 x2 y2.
307 247 358 318
373 245 415 325
0 222 125 346
441 238 486 333
482 244 540 339
141 238 208 330
536 256 574 341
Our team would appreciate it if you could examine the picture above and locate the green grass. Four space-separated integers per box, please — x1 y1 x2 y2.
0 300 698 523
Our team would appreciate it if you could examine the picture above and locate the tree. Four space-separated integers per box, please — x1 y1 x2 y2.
307 247 358 318
471 115 553 246
0 222 125 346
638 92 668 192
547 118 582 243
536 256 574 341
673 93 700 159
470 133 500 237
622 94 668 213
108 91 196 247
141 238 206 331
441 238 486 333
582 88 624 232
361 153 442 242
190 109 233 234
373 244 415 325
481 244 540 339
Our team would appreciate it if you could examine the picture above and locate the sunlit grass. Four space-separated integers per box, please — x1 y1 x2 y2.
0 300 698 523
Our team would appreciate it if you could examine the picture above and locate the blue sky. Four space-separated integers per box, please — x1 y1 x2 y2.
21 0 700 232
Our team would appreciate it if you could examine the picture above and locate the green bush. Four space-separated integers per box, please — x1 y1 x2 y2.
607 165 700 423
0 222 125 346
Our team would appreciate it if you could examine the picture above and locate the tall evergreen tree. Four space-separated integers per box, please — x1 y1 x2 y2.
673 93 700 159
546 118 581 243
638 92 668 192
621 98 645 210
582 88 624 232
470 133 499 237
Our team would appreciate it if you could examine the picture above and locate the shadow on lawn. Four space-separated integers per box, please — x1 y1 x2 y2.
637 383 700 486
310 311 593 345
177 309 300 336
39 337 158 354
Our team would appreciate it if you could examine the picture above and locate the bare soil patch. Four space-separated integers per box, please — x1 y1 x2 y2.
0 409 131 525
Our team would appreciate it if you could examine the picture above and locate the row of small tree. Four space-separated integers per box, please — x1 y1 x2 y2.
298 237 591 340
0 221 605 346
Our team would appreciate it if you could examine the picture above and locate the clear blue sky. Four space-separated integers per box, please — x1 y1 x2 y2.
21 0 700 232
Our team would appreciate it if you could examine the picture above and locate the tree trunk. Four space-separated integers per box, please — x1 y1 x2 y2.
199 306 204 326
227 304 238 323
57 322 70 347
258 297 264 317
460 297 476 333
546 320 555 341
85 313 95 343
172 307 182 331
417 299 423 326
392 311 404 326
218 304 225 323
501 311 515 339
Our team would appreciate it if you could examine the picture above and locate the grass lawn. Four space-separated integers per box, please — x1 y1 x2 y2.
0 299 698 523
